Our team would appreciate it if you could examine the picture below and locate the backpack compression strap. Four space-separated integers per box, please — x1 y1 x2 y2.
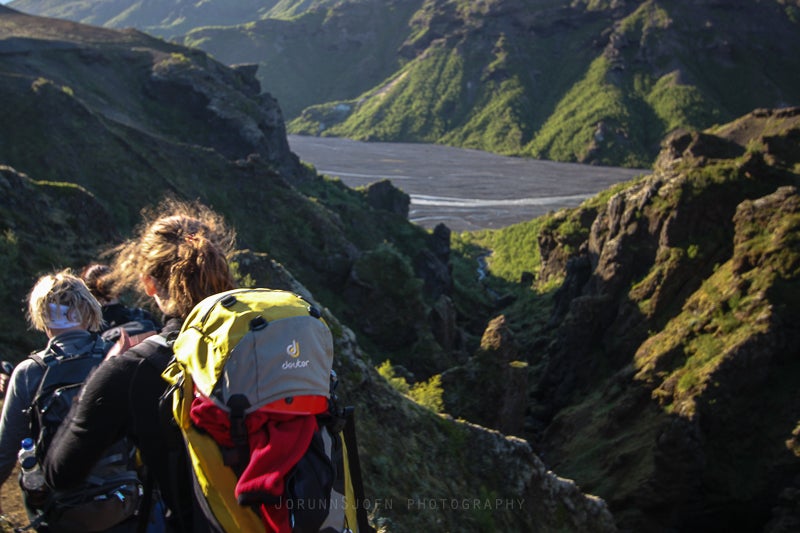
161 361 265 532
342 407 376 533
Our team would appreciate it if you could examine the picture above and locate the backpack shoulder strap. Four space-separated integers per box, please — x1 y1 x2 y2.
126 333 194 533
125 333 176 372
28 337 67 369
28 335 107 399
28 350 48 370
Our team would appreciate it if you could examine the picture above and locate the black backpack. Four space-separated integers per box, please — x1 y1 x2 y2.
23 336 143 532
100 304 161 345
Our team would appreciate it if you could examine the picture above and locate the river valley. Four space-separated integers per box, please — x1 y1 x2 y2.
288 135 648 232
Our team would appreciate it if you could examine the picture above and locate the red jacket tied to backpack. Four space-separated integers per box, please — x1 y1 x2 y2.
190 397 318 532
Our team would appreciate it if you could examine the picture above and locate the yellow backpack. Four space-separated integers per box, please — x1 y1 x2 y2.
161 288 374 532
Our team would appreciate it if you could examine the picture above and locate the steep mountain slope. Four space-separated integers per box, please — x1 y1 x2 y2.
12 0 800 167
0 7 616 531
181 0 424 119
538 108 800 531
450 106 800 531
0 165 119 355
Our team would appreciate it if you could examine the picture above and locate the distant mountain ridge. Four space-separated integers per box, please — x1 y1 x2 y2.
5 0 333 38
10 0 800 167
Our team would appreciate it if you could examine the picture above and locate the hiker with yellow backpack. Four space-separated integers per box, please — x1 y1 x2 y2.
42 200 235 532
43 199 374 532
159 287 373 533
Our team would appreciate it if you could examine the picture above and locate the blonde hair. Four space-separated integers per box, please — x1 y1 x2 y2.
27 269 103 332
108 199 237 319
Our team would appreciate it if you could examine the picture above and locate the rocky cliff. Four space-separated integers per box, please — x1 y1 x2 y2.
519 107 800 531
288 0 800 167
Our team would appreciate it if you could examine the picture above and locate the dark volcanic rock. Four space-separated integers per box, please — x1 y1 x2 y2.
363 178 410 217
537 107 800 531
442 315 529 436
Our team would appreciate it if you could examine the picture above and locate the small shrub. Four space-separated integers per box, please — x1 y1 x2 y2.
409 374 445 413
376 360 410 394
377 360 444 412
228 260 256 288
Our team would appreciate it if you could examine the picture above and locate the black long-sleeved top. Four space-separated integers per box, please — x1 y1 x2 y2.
42 318 203 532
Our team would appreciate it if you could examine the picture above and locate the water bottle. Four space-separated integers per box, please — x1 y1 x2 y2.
18 438 46 492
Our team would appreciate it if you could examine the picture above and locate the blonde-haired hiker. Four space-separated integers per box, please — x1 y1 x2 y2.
0 270 104 525
44 199 236 532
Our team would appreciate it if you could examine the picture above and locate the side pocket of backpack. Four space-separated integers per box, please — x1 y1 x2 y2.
285 428 336 533
48 481 141 532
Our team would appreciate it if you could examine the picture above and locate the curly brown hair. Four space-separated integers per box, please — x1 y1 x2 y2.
107 199 237 319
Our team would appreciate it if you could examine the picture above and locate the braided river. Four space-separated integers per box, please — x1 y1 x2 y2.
288 135 648 232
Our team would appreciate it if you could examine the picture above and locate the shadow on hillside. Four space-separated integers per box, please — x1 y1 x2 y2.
534 276 800 532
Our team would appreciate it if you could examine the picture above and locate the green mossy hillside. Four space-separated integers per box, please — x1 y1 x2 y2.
16 0 800 167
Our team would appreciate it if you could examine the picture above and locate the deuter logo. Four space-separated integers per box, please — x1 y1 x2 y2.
282 359 310 370
286 340 300 358
282 339 310 369
283 340 309 369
